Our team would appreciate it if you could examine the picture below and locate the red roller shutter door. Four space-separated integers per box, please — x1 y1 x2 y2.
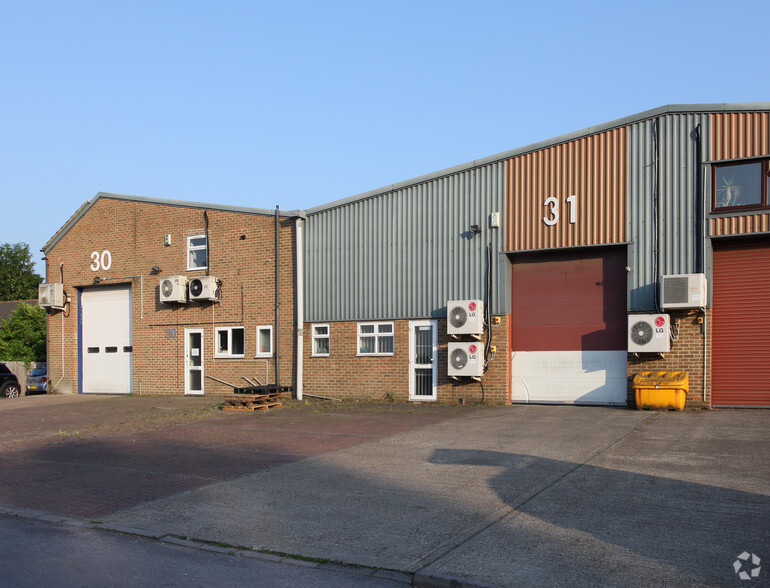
510 247 627 405
712 238 770 407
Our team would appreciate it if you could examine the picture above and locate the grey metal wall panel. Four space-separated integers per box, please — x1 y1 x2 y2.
304 163 508 322
628 113 711 310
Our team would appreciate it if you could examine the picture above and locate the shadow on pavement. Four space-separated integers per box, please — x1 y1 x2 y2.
428 448 769 586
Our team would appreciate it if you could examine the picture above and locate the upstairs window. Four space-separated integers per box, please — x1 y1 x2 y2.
188 235 208 270
713 159 769 211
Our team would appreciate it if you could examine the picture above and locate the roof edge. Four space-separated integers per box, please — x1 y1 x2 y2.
306 102 770 215
43 192 296 253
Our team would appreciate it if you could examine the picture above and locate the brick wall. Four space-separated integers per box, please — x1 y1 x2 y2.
45 197 296 396
302 316 511 404
627 309 709 408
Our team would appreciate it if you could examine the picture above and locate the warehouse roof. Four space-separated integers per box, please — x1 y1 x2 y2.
306 102 770 215
43 192 303 253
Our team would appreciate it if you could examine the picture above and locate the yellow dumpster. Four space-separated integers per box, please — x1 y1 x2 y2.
632 371 689 411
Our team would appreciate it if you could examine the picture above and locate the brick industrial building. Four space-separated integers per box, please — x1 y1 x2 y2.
41 103 770 407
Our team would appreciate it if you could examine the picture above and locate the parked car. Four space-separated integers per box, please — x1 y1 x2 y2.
26 367 47 395
0 363 21 398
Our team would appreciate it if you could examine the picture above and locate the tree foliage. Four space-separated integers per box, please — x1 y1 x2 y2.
0 242 43 301
0 302 46 362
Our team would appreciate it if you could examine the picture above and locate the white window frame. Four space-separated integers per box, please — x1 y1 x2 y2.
311 324 330 357
255 325 273 358
187 234 208 270
215 326 245 358
357 322 395 356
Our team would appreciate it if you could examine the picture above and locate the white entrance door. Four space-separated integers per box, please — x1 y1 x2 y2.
185 328 204 395
81 286 132 394
409 320 437 401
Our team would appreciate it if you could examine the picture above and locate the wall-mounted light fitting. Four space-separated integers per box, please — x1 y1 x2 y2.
150 265 161 275
93 276 102 284
470 224 481 235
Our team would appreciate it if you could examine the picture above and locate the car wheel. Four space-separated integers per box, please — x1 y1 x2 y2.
1 383 21 398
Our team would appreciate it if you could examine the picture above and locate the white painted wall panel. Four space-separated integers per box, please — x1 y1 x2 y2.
511 350 627 405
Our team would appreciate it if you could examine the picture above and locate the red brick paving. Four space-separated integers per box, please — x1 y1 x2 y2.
0 396 470 518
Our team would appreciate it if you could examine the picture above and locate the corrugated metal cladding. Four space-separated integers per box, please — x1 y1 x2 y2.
711 213 770 236
711 237 770 406
627 113 711 310
505 127 626 252
711 111 770 160
304 163 507 322
708 111 770 238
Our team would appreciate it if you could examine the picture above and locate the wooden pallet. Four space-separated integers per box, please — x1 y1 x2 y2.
222 393 283 412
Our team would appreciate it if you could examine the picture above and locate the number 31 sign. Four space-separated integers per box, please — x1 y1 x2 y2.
543 195 577 226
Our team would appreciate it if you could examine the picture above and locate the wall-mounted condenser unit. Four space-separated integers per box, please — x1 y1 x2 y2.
448 342 485 377
660 273 707 309
628 314 670 353
446 300 484 336
188 276 219 301
38 283 65 308
159 276 188 303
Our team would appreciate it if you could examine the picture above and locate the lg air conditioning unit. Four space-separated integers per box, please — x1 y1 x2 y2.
447 299 484 336
628 314 670 353
188 276 219 301
661 273 707 309
448 342 485 377
159 276 188 303
38 283 65 308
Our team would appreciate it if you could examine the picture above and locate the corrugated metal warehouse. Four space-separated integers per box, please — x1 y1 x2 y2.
41 103 770 408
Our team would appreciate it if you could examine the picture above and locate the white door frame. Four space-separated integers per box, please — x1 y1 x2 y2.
185 328 204 395
409 320 438 401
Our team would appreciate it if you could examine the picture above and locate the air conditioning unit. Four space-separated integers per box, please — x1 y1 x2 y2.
661 273 707 309
38 283 65 308
628 314 670 353
159 276 188 303
448 342 485 377
188 276 219 301
447 299 484 336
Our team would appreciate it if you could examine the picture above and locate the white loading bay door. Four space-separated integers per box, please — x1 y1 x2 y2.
81 285 132 394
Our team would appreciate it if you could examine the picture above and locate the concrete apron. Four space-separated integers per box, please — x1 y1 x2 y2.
103 406 770 587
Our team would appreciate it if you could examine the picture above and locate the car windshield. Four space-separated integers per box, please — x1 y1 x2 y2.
30 369 46 376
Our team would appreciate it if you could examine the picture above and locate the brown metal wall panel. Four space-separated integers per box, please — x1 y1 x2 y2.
709 113 770 237
710 213 770 236
711 112 770 160
505 127 627 252
712 237 770 406
511 247 627 351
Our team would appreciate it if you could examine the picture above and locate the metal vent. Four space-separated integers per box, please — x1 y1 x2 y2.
448 306 468 329
662 277 688 305
161 279 175 298
449 347 469 371
629 320 653 347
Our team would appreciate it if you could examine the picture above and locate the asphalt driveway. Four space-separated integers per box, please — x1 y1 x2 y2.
1 395 767 587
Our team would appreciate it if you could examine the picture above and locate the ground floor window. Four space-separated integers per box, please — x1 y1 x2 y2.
256 326 273 357
357 322 394 355
312 324 330 356
215 326 245 358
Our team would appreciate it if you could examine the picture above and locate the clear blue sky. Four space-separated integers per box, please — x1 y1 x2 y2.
1 0 768 276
